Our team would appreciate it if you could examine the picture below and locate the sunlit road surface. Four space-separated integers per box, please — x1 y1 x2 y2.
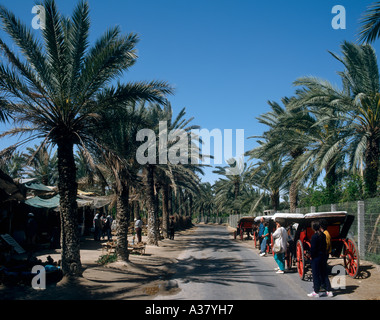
155 224 346 300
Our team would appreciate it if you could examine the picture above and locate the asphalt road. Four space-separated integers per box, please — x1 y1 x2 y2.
155 224 346 300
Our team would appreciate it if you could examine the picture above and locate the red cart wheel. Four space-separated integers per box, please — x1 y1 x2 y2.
296 240 305 280
342 238 360 278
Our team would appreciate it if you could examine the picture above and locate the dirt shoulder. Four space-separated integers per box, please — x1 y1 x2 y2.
0 227 194 300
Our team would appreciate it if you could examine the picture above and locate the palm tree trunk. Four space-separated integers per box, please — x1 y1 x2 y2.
162 184 169 238
289 180 298 213
270 189 280 211
188 193 193 220
115 180 130 261
168 185 173 217
234 181 240 214
146 165 159 245
57 140 82 277
325 161 338 203
364 137 380 198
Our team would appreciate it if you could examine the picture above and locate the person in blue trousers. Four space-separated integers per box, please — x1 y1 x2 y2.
272 220 288 273
260 221 270 256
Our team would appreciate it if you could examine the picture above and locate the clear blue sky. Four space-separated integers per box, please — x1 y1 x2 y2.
1 0 379 184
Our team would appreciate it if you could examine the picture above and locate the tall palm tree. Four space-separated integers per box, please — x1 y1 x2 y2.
358 1 380 43
0 0 172 276
0 150 25 179
75 148 109 194
249 98 305 212
293 41 380 198
285 98 347 203
92 102 148 261
213 159 250 215
141 104 202 245
247 155 288 212
24 144 58 185
194 182 214 220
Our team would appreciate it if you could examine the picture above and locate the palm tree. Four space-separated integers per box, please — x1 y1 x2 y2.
293 41 380 198
213 158 250 215
247 155 288 212
0 150 25 179
358 1 380 43
194 182 214 221
24 144 58 185
285 99 346 203
248 98 305 212
0 0 172 276
75 148 109 194
93 102 149 261
141 104 202 245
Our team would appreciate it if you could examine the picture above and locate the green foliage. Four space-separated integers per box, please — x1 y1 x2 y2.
299 174 366 207
96 252 118 265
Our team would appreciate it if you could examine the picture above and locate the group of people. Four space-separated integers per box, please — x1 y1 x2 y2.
93 213 113 241
257 217 288 274
94 215 176 244
256 217 333 297
134 216 176 242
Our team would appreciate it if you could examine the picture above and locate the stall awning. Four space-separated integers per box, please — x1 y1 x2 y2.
19 178 56 192
25 195 60 208
25 194 111 209
77 195 112 209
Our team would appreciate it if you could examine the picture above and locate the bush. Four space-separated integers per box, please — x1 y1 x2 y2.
96 253 118 265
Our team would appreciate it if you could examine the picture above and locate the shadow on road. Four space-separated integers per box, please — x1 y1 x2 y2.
165 224 275 289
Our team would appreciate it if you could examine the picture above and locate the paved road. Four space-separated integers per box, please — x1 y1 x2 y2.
155 224 346 300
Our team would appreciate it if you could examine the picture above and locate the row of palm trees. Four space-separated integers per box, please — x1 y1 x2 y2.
246 41 380 212
208 3 380 217
0 1 204 276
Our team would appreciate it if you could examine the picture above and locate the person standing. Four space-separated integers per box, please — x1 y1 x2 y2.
259 221 270 256
319 219 333 297
104 215 113 241
258 217 265 249
308 220 329 297
168 217 175 240
135 216 143 243
272 220 288 273
93 213 102 241
26 213 38 251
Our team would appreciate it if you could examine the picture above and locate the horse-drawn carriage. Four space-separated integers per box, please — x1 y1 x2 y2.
294 211 360 280
234 216 255 240
252 211 360 280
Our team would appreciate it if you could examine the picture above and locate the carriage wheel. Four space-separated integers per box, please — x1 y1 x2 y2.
296 240 305 280
343 238 360 278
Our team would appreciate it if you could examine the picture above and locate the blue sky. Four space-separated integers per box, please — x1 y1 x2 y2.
1 0 379 184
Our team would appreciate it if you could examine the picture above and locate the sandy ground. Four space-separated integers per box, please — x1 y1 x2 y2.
0 228 193 300
1 224 379 300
